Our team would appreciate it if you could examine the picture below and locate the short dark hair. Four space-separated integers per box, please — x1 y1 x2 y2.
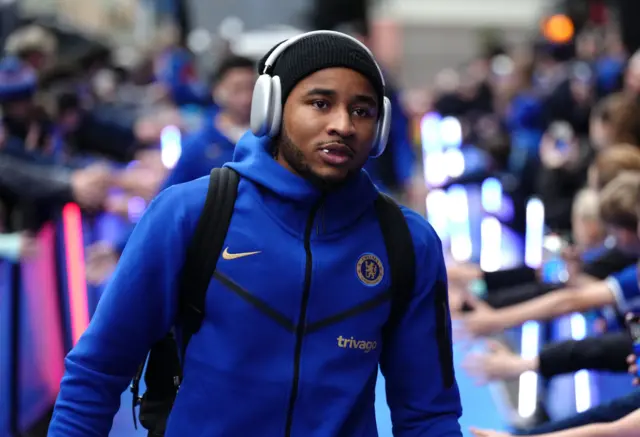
211 55 255 84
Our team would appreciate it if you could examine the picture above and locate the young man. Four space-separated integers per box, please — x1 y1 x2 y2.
49 31 462 437
456 172 640 338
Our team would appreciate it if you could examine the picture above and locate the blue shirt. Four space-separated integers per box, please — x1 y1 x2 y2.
49 132 462 437
162 115 236 189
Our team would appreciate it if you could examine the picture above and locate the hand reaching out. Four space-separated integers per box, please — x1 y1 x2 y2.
463 339 536 384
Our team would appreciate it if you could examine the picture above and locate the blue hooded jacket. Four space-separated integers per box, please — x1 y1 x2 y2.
48 132 462 437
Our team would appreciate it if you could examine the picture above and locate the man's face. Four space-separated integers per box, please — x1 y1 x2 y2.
215 67 256 123
276 67 379 186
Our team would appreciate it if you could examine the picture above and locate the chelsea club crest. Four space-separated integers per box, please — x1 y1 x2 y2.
356 253 384 287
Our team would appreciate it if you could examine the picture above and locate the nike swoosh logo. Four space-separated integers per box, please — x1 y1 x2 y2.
222 247 261 260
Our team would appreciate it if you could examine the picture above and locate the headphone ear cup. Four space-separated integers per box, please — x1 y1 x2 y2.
250 74 273 137
268 76 283 137
369 96 392 158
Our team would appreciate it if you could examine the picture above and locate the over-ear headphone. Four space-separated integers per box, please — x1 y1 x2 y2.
249 30 391 158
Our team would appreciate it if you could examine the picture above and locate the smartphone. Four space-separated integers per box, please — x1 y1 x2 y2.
625 314 640 377
549 121 574 154
541 234 569 283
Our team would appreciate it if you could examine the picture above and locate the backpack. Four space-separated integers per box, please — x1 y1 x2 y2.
130 166 417 436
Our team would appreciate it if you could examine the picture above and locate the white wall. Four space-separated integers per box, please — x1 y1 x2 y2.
374 0 548 27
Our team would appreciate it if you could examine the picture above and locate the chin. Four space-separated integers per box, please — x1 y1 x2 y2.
308 168 352 189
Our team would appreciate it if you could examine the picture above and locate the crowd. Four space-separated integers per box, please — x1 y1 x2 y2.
439 20 640 437
4 5 640 437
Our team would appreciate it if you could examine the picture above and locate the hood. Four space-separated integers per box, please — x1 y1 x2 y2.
226 131 380 235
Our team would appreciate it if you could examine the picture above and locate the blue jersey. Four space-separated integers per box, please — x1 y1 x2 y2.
607 265 640 313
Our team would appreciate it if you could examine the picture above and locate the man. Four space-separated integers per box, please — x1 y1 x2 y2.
85 55 256 285
162 54 254 187
48 31 462 436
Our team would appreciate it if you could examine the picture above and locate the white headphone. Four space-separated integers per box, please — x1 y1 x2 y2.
249 30 392 158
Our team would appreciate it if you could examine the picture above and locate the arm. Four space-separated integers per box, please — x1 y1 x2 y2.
496 280 615 329
48 183 201 436
529 408 640 437
0 154 75 203
380 216 462 437
537 332 632 378
485 282 557 308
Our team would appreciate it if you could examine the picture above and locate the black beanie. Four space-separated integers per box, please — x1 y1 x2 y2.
258 33 384 107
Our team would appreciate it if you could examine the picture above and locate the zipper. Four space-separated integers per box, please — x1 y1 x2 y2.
284 199 323 437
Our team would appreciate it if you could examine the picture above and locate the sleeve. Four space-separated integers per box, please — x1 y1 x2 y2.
0 154 74 203
538 332 632 378
485 282 558 308
582 248 637 280
606 265 640 314
48 185 197 437
380 218 462 437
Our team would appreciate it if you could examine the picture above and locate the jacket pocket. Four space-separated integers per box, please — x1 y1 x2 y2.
434 280 454 388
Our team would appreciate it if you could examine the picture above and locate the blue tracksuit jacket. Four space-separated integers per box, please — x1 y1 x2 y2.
48 132 462 437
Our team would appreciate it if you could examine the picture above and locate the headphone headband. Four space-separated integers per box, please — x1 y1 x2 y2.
261 30 386 90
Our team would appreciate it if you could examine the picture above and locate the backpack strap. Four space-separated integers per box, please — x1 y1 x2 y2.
179 167 240 359
374 193 416 335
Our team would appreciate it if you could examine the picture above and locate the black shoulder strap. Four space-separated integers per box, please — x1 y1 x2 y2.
179 167 240 358
374 193 416 333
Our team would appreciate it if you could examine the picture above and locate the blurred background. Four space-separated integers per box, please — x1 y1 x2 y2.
3 0 640 436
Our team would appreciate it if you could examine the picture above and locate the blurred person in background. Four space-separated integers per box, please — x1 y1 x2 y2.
588 143 640 190
0 56 55 154
535 118 593 234
4 24 57 73
85 55 256 285
448 187 605 313
588 93 627 150
455 172 640 339
162 54 254 187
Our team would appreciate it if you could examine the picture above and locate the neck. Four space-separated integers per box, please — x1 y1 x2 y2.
215 111 249 142
215 111 248 129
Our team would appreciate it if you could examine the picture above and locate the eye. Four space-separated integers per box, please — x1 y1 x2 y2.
352 107 374 118
311 100 329 110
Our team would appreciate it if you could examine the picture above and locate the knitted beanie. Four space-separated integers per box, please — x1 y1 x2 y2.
257 32 384 108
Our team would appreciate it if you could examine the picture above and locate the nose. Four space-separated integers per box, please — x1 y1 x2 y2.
326 107 356 138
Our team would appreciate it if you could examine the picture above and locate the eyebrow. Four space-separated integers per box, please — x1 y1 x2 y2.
305 88 378 107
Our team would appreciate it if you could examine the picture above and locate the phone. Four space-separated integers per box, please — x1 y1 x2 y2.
541 234 569 283
549 121 574 154
625 314 640 377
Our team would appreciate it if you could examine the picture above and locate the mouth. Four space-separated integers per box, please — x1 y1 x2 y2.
318 142 355 167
